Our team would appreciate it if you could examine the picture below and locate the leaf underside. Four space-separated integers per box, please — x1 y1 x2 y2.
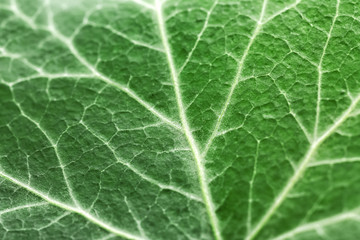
1 0 360 239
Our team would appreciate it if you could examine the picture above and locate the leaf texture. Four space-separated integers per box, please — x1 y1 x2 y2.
1 0 360 239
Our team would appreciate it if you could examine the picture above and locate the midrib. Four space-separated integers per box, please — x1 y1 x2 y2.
154 1 222 239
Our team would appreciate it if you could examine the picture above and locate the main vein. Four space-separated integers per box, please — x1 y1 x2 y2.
154 1 222 239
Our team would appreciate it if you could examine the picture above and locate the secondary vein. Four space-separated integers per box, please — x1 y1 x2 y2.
177 0 218 74
202 0 269 157
314 0 340 140
0 202 48 215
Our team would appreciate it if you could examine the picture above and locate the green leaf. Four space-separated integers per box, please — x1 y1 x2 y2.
1 0 360 239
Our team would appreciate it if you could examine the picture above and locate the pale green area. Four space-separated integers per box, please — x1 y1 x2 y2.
0 0 360 239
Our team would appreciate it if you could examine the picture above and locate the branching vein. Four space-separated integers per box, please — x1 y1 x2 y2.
0 202 48 215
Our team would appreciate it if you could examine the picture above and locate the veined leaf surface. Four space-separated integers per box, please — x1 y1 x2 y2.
1 0 360 239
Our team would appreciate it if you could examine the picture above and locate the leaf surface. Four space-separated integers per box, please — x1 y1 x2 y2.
1 0 360 239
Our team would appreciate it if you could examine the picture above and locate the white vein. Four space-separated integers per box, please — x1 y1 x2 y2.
294 7 328 35
124 196 147 238
290 111 312 143
178 0 218 74
37 212 71 230
246 140 260 234
155 0 222 239
8 73 96 86
0 49 97 84
308 157 360 167
202 0 269 157
0 48 45 75
246 95 360 239
130 0 155 10
0 171 145 240
96 233 116 240
87 22 164 53
314 0 340 140
271 208 360 240
0 202 48 215
280 39 318 67
9 0 36 29
269 74 312 143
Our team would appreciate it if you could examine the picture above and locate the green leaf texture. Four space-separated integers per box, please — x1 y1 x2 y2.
1 0 360 239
